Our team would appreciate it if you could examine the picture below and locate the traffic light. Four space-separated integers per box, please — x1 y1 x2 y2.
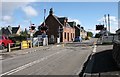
31 26 35 30
96 25 104 30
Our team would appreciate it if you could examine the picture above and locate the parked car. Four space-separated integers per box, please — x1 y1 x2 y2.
0 35 14 49
74 36 82 42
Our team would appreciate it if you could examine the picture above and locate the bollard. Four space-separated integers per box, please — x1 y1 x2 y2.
30 41 32 48
38 41 39 47
62 44 64 47
7 43 11 52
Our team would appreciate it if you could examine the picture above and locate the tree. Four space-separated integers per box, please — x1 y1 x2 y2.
20 28 28 36
87 31 93 37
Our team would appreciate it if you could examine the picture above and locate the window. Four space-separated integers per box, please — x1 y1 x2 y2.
64 32 66 39
67 33 69 41
71 33 72 39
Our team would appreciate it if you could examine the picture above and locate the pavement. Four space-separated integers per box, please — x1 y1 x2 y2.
82 45 120 77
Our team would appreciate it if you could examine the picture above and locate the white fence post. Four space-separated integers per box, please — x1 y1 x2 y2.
38 41 39 47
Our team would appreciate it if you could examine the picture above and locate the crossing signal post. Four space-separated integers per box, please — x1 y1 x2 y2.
29 23 36 47
31 26 35 30
39 25 48 46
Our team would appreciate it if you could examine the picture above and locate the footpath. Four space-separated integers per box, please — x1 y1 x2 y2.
82 45 120 77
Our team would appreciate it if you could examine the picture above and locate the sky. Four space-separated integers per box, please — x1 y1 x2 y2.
1 1 119 34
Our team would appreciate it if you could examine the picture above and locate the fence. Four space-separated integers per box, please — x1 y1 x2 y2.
102 35 118 43
7 43 20 52
7 40 33 52
97 35 118 44
7 38 48 52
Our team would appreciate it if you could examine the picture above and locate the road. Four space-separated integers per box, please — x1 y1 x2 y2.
0 39 96 76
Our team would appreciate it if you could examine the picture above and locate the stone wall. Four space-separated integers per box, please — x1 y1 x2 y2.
113 40 120 68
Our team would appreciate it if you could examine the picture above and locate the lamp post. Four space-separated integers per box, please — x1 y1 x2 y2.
41 9 48 46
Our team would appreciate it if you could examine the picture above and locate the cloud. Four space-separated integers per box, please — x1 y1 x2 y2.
98 16 117 22
68 18 81 25
1 2 30 16
118 19 120 28
97 15 118 33
56 15 82 25
1 2 38 27
2 15 12 22
1 2 31 27
22 6 38 17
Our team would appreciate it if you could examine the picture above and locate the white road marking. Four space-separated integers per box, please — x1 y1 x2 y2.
0 56 2 60
92 45 97 53
76 44 97 75
0 51 61 76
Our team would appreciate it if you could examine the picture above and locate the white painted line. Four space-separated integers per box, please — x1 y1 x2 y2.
0 51 62 76
76 44 97 75
0 56 2 60
92 45 97 53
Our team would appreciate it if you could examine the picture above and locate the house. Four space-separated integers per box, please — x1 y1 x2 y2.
116 28 120 41
80 27 87 39
74 24 80 37
12 25 21 35
74 24 87 39
112 28 120 68
39 8 75 43
1 25 21 36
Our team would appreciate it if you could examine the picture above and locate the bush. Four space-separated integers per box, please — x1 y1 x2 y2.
85 36 89 40
9 35 27 42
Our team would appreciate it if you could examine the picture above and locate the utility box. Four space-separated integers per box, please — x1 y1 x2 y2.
22 41 31 49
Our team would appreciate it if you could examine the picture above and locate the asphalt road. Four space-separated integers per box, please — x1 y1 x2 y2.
0 41 94 76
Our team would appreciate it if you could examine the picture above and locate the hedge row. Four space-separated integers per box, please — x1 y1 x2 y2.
9 35 27 42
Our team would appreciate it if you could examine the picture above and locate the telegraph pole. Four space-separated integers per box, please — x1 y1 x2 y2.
30 21 33 48
42 9 48 46
44 9 46 26
108 14 110 32
104 14 107 31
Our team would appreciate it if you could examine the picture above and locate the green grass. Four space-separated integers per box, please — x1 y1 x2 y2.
102 42 113 45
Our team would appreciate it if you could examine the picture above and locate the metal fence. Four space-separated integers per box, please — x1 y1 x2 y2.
97 35 118 44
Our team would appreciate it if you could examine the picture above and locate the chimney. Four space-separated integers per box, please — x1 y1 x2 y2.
81 27 84 30
49 8 53 15
18 25 20 28
77 24 80 28
66 18 68 22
